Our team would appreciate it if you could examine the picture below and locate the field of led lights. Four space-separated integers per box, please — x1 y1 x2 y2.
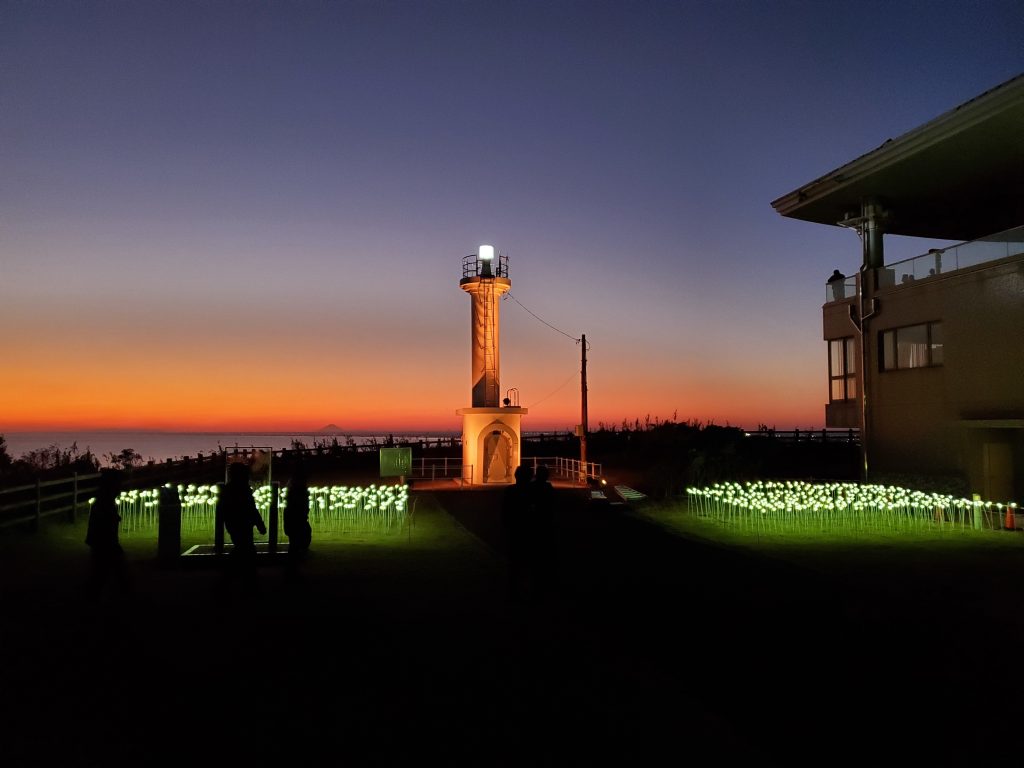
686 480 1016 534
108 483 412 547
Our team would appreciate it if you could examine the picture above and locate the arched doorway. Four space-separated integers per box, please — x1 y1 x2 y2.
481 422 518 483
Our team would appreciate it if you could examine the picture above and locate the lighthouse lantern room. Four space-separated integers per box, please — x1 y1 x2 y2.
456 245 527 484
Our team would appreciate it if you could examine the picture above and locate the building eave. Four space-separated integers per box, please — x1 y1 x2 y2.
771 74 1024 239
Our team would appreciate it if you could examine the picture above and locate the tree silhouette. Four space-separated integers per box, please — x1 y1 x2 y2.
0 435 11 473
105 448 143 471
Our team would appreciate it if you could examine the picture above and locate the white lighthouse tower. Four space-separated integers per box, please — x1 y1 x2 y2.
457 245 527 484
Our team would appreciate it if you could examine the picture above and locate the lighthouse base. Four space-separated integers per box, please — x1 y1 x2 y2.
456 407 528 485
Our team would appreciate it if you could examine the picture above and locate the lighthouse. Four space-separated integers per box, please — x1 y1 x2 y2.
457 245 527 484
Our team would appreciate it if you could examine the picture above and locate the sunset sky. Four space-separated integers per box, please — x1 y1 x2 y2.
3 1 1022 433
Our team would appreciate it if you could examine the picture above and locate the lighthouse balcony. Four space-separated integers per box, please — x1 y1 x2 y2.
462 253 510 280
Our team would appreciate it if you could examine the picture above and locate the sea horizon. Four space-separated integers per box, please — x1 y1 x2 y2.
1 429 467 465
2 421 828 466
1 427 584 465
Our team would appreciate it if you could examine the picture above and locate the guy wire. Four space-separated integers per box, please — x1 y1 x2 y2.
504 292 580 343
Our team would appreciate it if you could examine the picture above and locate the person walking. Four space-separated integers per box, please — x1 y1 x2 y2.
501 464 534 602
530 464 558 602
85 469 130 600
218 462 266 590
284 460 312 560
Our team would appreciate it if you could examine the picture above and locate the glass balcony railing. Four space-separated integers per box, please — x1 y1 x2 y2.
825 275 858 303
885 225 1024 285
824 225 1024 301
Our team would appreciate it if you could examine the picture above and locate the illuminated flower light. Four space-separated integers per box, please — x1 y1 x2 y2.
686 481 1004 534
112 483 411 537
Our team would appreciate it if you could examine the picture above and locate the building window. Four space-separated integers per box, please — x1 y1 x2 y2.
828 337 857 402
881 322 943 370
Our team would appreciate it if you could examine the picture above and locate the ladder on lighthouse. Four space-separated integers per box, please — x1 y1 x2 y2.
480 276 498 406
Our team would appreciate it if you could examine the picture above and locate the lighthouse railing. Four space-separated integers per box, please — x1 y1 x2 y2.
462 254 510 279
407 459 474 487
525 456 602 484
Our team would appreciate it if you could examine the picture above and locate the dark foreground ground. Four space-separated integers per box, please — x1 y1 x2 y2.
2 488 1022 766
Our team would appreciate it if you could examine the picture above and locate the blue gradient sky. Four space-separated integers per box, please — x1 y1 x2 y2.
3 0 1022 431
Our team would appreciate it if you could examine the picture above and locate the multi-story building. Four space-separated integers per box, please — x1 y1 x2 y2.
772 74 1024 500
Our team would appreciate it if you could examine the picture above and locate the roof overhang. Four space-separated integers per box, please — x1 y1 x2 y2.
772 75 1024 240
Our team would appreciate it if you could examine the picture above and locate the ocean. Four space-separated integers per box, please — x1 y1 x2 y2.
2 431 460 465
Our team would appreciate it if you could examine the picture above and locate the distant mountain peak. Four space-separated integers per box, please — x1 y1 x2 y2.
319 424 343 433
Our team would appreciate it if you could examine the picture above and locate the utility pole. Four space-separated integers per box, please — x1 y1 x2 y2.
580 333 588 483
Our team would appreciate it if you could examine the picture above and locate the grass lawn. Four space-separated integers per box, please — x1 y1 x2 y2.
0 491 501 618
114 484 418 551
6 486 1024 765
633 497 1024 624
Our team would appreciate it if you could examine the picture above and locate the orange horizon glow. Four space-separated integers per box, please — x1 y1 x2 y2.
3 329 825 433
4 395 825 434
3 255 826 435
3 341 826 435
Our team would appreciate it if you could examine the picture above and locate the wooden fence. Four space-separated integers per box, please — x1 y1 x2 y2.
3 427 834 528
0 472 102 529
0 436 595 528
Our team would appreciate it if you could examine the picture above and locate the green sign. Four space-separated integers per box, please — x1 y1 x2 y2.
380 447 412 477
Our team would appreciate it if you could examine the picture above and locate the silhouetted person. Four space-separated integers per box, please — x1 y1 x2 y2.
828 269 846 300
219 463 266 587
284 461 312 559
501 464 534 602
530 465 558 600
85 469 130 600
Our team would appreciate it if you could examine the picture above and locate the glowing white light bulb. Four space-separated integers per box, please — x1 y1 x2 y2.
479 244 494 261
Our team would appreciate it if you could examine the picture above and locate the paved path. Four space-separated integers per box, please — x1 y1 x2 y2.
437 488 1024 767
1 490 1020 766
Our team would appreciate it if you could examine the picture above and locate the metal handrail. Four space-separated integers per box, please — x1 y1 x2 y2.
744 428 860 444
524 456 602 483
462 253 510 280
824 275 859 303
885 224 1024 283
406 459 474 488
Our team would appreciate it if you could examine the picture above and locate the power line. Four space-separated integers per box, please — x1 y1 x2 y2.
504 292 580 342
502 290 589 410
527 368 580 409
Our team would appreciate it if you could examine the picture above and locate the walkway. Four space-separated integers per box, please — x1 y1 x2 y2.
1 489 1020 766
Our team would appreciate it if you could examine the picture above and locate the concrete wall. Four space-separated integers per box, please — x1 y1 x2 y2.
823 294 861 430
847 252 1024 497
458 407 526 485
